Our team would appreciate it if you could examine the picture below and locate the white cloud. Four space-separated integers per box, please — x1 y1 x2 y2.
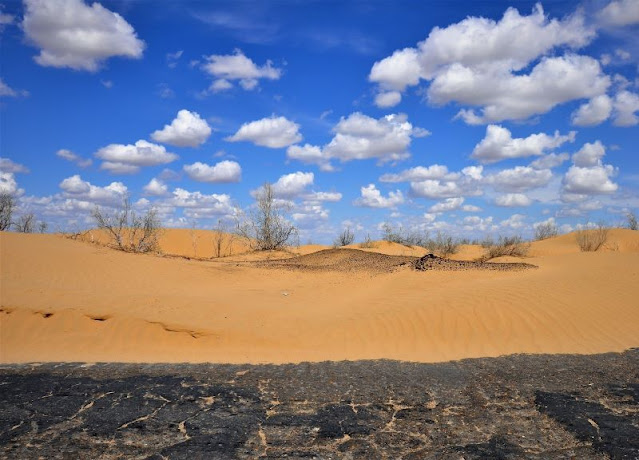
226 116 302 148
495 193 532 207
286 113 427 170
143 178 169 196
571 94 613 126
0 172 19 194
563 165 618 194
429 197 464 213
151 110 212 147
613 90 639 126
95 140 178 174
0 158 29 173
164 188 235 219
0 79 17 97
471 124 576 163
270 171 314 198
183 160 241 183
23 0 144 71
380 164 450 182
597 0 639 26
500 213 527 230
202 49 281 92
374 91 402 108
166 50 182 68
529 152 570 170
409 180 461 199
488 166 553 192
303 191 342 203
59 174 127 205
572 141 606 167
369 5 605 123
354 184 404 208
56 149 92 168
462 204 482 212
286 144 334 172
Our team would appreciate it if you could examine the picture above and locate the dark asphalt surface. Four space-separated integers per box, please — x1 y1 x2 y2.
1 349 638 459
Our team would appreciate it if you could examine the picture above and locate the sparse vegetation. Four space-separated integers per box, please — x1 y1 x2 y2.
359 233 375 249
236 183 297 251
92 198 161 253
424 231 459 257
627 211 638 231
575 223 609 252
534 221 559 240
334 227 354 247
381 223 428 247
212 219 234 258
480 235 530 261
14 213 35 233
0 193 15 231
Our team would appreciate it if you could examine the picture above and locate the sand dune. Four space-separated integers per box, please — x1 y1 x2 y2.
1 229 638 363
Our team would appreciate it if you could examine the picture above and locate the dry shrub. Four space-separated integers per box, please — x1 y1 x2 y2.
425 231 459 258
575 224 609 252
92 198 161 253
236 183 297 251
334 228 355 247
627 212 638 231
480 235 530 261
212 220 235 258
359 234 375 249
0 193 15 231
534 221 558 240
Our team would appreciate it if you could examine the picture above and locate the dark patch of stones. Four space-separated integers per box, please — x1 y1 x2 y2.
413 253 536 272
1 349 637 459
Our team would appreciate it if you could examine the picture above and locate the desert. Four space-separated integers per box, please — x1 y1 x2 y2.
2 228 638 364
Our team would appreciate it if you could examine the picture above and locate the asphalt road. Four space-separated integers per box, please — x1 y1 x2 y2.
1 350 638 459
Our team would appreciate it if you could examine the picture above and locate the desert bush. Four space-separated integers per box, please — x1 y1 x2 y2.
334 227 355 247
212 219 234 258
359 233 375 249
481 235 530 261
627 212 638 231
381 223 429 247
424 231 459 257
236 183 297 251
14 213 35 233
38 221 48 233
92 198 161 253
0 193 14 231
534 221 559 240
575 223 609 252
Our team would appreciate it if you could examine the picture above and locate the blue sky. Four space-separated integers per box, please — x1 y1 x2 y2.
1 0 638 243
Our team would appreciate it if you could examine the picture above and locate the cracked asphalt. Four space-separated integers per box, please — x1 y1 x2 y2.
1 349 638 459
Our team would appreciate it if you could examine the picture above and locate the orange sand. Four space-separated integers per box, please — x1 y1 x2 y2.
1 229 638 363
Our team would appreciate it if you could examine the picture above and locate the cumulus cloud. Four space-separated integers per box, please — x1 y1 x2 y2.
183 160 241 183
563 165 618 194
0 172 20 195
302 191 342 203
286 144 334 172
95 140 178 174
151 110 212 147
369 5 606 123
23 0 144 71
374 91 402 108
562 140 618 198
287 113 427 170
571 94 613 126
0 158 29 173
143 178 169 196
613 90 639 126
202 49 281 92
488 166 553 192
597 0 639 26
529 152 570 170
429 197 464 213
269 171 315 198
163 188 235 219
226 116 302 148
354 184 404 208
495 193 532 207
472 125 576 164
379 164 450 182
572 141 606 167
56 149 92 168
0 79 17 97
59 174 127 205
409 166 483 199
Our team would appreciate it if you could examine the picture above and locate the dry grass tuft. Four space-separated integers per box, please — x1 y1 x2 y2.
480 236 530 261
575 224 609 252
